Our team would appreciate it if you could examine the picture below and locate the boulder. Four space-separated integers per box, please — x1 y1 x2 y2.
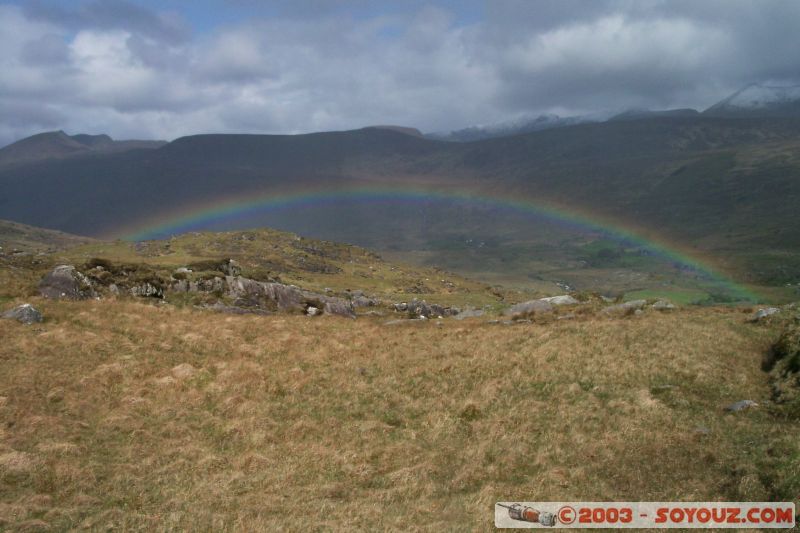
225 276 269 305
322 298 356 318
130 282 163 298
505 299 553 320
221 259 241 277
602 299 647 316
39 265 96 300
539 295 579 306
748 307 780 322
453 308 485 320
352 295 378 307
1 304 43 324
264 282 306 312
403 299 459 319
651 300 676 311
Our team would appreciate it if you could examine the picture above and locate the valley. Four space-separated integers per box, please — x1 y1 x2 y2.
3 114 800 303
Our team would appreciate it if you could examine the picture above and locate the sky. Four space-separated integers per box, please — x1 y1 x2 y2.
1 0 800 145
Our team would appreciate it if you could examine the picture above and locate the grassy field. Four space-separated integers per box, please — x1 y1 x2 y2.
1 296 798 530
1 226 798 530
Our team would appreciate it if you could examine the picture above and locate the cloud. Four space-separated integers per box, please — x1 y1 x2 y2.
1 0 799 146
23 0 189 44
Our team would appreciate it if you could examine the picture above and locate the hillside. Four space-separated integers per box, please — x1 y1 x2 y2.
0 219 96 255
1 226 799 529
1 118 800 300
0 131 166 167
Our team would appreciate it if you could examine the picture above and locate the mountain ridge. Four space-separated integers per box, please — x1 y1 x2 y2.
2 115 800 297
0 130 167 167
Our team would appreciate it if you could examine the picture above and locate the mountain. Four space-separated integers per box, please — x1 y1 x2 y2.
0 130 167 167
366 125 423 137
608 108 700 121
2 117 800 298
703 83 800 118
425 113 596 141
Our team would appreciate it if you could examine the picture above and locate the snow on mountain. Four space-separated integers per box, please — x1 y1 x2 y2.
704 83 800 117
426 113 598 142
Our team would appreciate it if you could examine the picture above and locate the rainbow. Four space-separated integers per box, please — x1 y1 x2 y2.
117 184 760 301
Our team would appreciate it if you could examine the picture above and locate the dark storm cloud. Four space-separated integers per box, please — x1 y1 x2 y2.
20 33 70 65
480 0 800 113
23 0 189 44
1 0 800 146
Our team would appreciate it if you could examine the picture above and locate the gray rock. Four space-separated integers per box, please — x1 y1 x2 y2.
130 282 163 298
171 279 189 292
226 277 305 312
748 307 780 322
264 282 306 312
352 295 378 307
223 276 356 317
192 277 226 294
2 304 43 324
652 300 676 311
602 299 647 316
39 265 96 300
322 298 356 318
221 259 241 277
725 400 758 412
402 299 458 319
539 295 579 306
505 299 553 320
453 308 485 320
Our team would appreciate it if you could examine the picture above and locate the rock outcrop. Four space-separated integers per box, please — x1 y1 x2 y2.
38 262 359 318
748 307 780 322
1 303 43 324
225 276 355 317
505 299 553 320
394 299 460 319
453 308 485 320
540 295 579 306
651 300 676 311
39 265 96 300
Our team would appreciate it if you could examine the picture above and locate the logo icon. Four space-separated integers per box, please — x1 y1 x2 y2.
497 503 557 527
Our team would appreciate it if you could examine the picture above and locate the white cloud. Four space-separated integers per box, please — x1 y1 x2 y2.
0 1 799 146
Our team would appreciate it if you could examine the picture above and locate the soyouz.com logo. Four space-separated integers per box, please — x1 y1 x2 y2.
494 502 796 528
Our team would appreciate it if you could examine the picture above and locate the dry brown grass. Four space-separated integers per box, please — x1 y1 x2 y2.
0 298 797 531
